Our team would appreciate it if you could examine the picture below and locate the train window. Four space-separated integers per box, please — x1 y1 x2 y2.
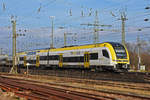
79 56 84 62
53 55 59 60
90 53 98 60
63 56 84 62
102 50 109 58
27 60 36 64
49 55 59 60
19 57 24 61
109 42 127 59
39 55 59 60
40 56 47 60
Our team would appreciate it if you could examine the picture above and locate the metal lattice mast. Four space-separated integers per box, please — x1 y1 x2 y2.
50 16 54 48
111 10 127 46
94 10 99 44
120 12 127 46
81 10 112 45
50 16 55 49
10 19 17 74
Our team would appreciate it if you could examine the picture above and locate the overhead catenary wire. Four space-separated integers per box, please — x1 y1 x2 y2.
0 0 150 51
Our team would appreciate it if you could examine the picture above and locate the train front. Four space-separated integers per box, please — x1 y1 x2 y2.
109 42 130 71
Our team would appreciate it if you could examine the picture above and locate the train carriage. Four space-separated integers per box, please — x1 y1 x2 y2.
0 54 8 66
17 42 130 72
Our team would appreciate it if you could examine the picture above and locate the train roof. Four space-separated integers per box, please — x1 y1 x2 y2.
107 42 123 46
17 42 123 55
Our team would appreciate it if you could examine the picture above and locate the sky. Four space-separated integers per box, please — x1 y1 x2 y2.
0 0 150 55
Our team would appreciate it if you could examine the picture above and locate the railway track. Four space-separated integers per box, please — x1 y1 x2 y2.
0 76 112 100
0 74 150 100
58 77 150 92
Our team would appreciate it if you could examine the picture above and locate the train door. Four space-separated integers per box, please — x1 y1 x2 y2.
36 55 40 67
59 54 63 67
84 52 90 68
24 56 27 67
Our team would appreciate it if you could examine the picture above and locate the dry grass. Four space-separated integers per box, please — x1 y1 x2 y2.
0 88 26 100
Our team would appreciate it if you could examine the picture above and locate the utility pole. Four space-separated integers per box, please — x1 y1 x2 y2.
137 35 141 70
120 12 127 46
50 16 55 49
10 19 17 74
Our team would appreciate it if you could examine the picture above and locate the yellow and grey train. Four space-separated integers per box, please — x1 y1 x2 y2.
17 42 130 71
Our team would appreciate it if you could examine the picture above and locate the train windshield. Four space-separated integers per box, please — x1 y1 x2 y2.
109 42 127 59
